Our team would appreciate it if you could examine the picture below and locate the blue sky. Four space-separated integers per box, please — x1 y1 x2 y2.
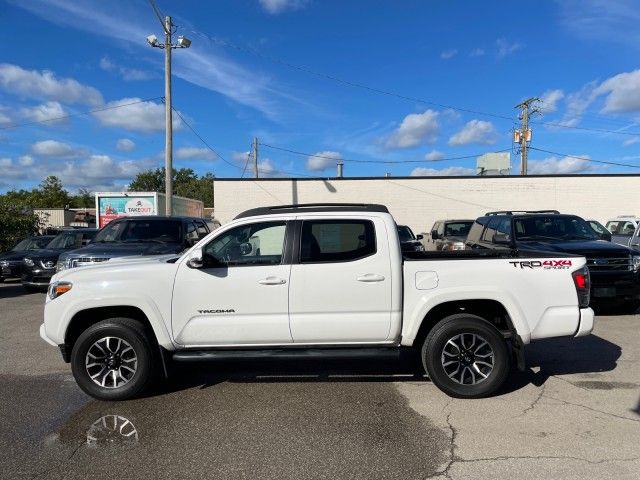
1 0 640 193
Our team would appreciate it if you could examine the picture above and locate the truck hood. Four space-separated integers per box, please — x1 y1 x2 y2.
62 242 185 258
0 250 29 262
25 248 67 260
517 239 633 257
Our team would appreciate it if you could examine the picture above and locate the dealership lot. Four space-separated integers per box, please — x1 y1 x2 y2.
1 282 638 480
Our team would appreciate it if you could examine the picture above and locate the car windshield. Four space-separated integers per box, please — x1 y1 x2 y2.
514 216 599 241
93 219 182 243
397 225 415 242
11 237 52 252
444 222 473 237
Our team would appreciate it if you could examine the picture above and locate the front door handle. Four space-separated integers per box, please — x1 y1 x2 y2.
357 273 385 282
258 276 286 285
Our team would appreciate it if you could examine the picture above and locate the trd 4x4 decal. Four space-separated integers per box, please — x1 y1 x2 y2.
509 260 573 270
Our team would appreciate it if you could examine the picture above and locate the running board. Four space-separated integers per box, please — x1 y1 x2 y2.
172 347 402 362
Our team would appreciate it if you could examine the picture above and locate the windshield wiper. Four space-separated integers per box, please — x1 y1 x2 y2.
517 235 560 241
123 239 169 244
94 239 122 243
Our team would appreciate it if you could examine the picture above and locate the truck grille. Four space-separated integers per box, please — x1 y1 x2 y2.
586 257 632 272
70 257 109 268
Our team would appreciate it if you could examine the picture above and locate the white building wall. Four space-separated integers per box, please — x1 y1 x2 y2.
214 176 640 235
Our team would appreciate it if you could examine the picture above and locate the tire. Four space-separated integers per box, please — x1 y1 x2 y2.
421 313 510 399
70 318 157 401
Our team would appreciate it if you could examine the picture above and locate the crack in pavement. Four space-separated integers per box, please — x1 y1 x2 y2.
456 455 640 465
514 384 546 418
425 412 458 479
545 394 640 424
30 440 85 480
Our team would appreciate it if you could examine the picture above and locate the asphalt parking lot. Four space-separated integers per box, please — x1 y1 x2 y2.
0 281 639 480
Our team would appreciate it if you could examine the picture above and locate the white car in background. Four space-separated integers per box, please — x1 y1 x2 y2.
605 216 640 246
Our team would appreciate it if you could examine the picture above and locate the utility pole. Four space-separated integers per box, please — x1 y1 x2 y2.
252 137 259 178
147 7 192 215
514 97 540 176
164 16 173 215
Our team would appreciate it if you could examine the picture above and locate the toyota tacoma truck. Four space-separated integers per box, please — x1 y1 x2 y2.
40 204 594 401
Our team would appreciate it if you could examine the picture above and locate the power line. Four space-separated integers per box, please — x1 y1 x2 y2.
0 97 164 130
189 30 516 122
531 120 640 136
171 105 319 178
259 142 511 164
528 146 640 169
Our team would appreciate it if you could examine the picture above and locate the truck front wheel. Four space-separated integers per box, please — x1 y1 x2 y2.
70 318 156 401
421 314 510 398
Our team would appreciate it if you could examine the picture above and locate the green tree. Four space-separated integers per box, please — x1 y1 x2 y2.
0 197 43 252
71 188 94 208
36 176 71 207
128 168 214 207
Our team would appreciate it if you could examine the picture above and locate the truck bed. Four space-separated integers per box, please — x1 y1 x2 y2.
403 249 576 261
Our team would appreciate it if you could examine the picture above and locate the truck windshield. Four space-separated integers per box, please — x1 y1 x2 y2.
93 220 182 243
397 226 415 241
444 222 473 237
514 216 598 241
47 232 79 249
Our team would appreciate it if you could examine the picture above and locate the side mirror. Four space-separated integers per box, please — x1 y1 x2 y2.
239 242 252 256
416 234 424 240
186 248 203 269
492 233 512 245
600 232 612 242
431 231 440 240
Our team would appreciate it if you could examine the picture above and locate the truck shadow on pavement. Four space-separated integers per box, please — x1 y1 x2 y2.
153 333 621 397
498 333 622 394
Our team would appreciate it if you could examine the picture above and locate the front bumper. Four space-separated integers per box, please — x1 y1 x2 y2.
39 323 57 346
21 267 54 287
590 271 640 301
575 308 595 337
1 263 21 279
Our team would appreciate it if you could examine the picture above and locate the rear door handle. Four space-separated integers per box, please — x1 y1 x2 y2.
357 274 385 282
258 276 286 285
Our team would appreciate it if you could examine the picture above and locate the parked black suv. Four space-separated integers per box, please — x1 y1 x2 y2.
0 235 56 282
465 210 640 309
56 216 210 272
397 225 424 252
21 228 97 291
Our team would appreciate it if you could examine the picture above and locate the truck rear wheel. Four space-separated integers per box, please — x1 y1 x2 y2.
70 318 156 401
421 314 510 398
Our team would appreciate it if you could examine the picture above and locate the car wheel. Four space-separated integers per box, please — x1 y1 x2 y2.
421 313 510 399
70 318 156 401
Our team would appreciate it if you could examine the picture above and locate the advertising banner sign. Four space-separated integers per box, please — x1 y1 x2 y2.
97 196 156 228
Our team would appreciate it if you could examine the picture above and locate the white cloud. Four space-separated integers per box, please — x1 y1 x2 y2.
594 69 640 113
623 136 640 146
306 151 342 172
0 157 11 168
175 147 216 161
259 0 308 14
232 151 250 163
385 109 440 149
425 150 445 161
560 81 599 127
20 101 66 124
0 63 103 106
31 140 82 158
528 155 594 174
410 166 475 176
496 38 522 58
19 155 34 166
540 89 565 112
0 106 11 126
470 48 485 57
10 1 297 118
449 120 497 145
258 158 276 175
440 49 458 60
92 97 182 133
116 138 136 152
99 56 151 81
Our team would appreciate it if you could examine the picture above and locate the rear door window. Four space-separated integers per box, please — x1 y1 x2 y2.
300 220 376 263
481 217 500 242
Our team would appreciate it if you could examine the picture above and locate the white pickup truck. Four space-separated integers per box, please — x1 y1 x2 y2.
40 204 594 400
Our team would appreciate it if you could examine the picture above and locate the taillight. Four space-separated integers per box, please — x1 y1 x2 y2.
572 267 590 308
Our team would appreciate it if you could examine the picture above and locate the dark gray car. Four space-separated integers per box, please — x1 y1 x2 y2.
56 216 210 272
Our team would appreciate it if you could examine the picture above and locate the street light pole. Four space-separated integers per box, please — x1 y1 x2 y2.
147 17 191 216
164 16 173 216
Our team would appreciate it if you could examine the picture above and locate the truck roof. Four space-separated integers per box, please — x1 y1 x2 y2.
235 203 389 219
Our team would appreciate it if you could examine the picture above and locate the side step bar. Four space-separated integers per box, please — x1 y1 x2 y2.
172 347 402 362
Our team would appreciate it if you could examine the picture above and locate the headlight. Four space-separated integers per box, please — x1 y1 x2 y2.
416 244 424 252
632 255 640 272
23 257 34 267
56 259 69 272
0 260 8 267
48 281 72 300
